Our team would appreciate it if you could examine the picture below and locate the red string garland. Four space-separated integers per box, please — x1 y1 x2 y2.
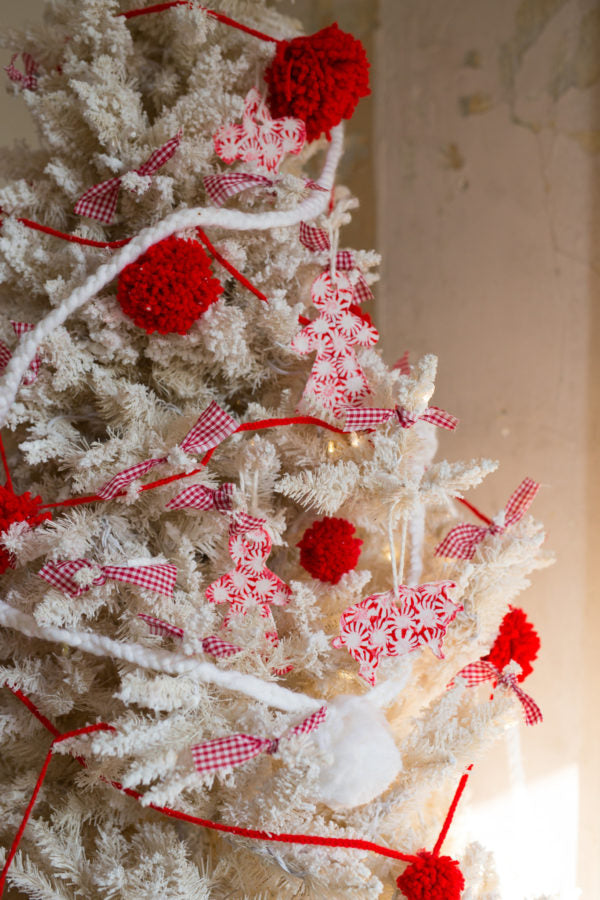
1 684 471 895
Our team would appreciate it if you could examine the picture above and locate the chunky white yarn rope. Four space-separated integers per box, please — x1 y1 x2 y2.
0 124 344 428
0 600 321 714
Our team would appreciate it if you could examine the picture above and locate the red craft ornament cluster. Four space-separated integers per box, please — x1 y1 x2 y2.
0 484 51 574
396 851 465 900
482 605 540 682
117 236 222 335
265 23 370 142
298 516 362 584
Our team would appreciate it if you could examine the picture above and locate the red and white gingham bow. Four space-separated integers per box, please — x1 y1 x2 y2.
5 53 38 91
204 173 323 208
191 706 327 775
452 660 542 725
0 322 40 385
39 558 177 598
299 221 373 304
165 482 234 512
138 613 241 657
74 132 182 224
435 478 540 560
343 404 458 433
98 402 238 500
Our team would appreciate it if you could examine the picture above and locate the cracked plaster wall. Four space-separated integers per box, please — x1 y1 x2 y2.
375 0 599 896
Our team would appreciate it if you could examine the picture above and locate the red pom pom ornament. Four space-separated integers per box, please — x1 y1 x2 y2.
265 23 370 142
0 484 51 574
482 605 540 682
117 236 222 335
298 516 362 584
396 851 465 900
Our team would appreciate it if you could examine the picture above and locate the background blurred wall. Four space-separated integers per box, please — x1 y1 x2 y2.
0 1 596 897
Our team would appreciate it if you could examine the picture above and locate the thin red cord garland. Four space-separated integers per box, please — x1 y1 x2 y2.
39 415 346 511
1 684 475 893
456 496 493 526
0 432 13 491
195 229 268 303
117 2 279 44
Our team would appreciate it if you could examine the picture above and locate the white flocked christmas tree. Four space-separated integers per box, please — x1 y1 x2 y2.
0 2 551 898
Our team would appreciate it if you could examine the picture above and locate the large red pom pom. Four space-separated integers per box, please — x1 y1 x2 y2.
0 484 51 574
482 606 540 682
298 516 362 584
396 851 465 900
117 236 223 335
265 23 370 142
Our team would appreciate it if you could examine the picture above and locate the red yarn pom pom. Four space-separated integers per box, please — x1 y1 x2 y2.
298 516 362 584
482 605 540 682
0 484 51 574
117 236 222 335
396 851 465 900
265 23 370 142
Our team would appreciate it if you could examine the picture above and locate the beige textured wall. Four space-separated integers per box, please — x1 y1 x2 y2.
375 0 598 896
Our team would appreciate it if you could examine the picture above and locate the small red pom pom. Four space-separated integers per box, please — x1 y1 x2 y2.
482 606 540 682
0 484 51 574
117 236 222 335
265 23 370 142
396 851 465 900
298 516 362 584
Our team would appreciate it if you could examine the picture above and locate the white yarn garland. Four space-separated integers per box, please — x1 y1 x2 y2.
0 600 321 714
0 124 344 428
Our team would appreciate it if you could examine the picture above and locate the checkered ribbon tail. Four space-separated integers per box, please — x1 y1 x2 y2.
137 614 241 657
454 661 542 725
299 221 331 252
230 511 267 536
98 402 237 500
75 132 181 224
344 404 458 433
0 322 40 385
5 53 38 90
299 223 373 302
191 707 327 775
138 613 184 639
435 477 540 559
204 173 274 207
165 482 234 512
39 559 177 598
178 401 238 455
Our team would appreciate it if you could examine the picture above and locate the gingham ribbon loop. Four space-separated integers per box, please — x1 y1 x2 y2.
191 706 327 775
165 482 234 512
299 222 373 303
39 559 177 598
74 132 182 224
0 322 41 385
5 53 39 91
138 614 242 657
454 660 542 725
435 478 540 560
204 173 275 207
98 402 238 500
343 404 458 433
230 511 267 535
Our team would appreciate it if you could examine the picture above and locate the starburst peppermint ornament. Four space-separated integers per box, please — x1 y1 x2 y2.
213 88 306 174
291 271 379 415
205 514 292 642
333 582 460 685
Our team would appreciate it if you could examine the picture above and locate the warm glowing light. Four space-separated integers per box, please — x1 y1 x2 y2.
327 440 336 454
349 431 360 447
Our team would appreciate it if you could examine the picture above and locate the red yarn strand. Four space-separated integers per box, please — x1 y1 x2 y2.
0 432 13 491
40 416 346 511
15 217 130 248
456 496 493 526
2 684 421 892
196 229 268 303
432 765 472 857
118 3 279 43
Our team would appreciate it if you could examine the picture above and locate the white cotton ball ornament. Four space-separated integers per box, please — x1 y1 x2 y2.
312 695 402 810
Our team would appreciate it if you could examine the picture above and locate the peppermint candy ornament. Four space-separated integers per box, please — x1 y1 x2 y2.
205 515 292 642
333 582 461 685
291 271 379 415
214 88 306 174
